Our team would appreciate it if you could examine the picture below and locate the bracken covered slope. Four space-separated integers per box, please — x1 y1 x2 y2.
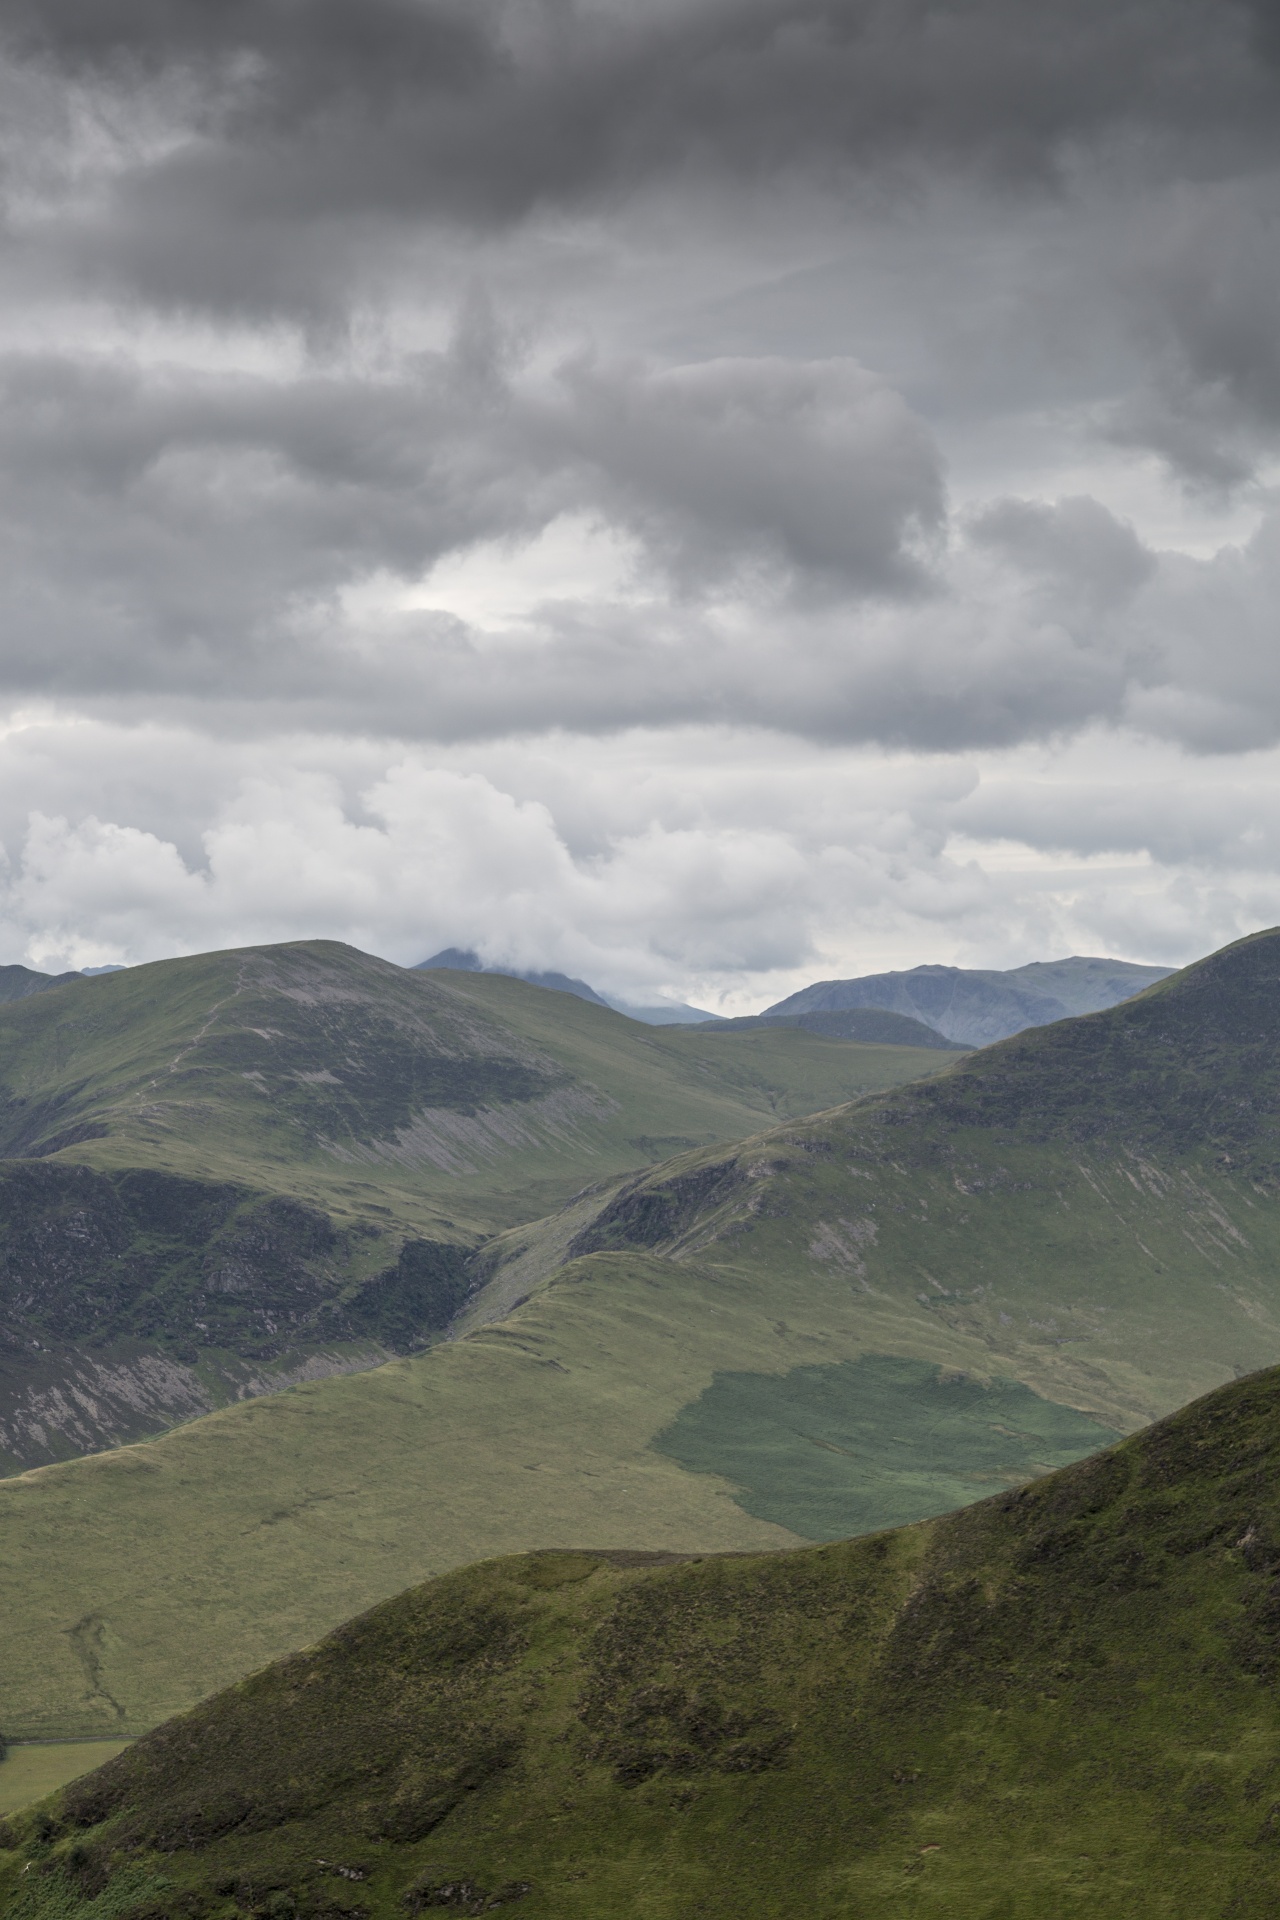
6 1362 1280 1919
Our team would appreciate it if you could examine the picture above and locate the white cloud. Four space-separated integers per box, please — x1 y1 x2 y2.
2 718 1277 1005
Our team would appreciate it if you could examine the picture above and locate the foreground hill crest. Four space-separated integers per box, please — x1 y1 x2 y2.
6 1361 1280 1916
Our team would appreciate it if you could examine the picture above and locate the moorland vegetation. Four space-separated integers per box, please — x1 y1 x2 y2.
5 1361 1280 1917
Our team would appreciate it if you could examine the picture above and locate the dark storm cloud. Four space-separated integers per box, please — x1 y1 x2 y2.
3 0 1280 763
5 328 1280 755
3 0 1279 318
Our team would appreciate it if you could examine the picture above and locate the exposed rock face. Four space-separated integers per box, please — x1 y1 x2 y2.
0 1161 474 1471
0 1340 388 1472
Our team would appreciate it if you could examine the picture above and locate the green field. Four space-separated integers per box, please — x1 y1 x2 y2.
7 1363 1280 1918
3 930 1280 1743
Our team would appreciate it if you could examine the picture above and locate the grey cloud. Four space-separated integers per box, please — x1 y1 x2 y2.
0 341 943 699
970 497 1156 613
8 326 1280 757
544 355 944 596
953 766 1280 871
1095 171 1280 485
301 503 1280 754
3 0 1279 319
0 344 564 690
5 0 1280 502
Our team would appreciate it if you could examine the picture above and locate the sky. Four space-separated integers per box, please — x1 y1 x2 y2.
2 0 1280 1009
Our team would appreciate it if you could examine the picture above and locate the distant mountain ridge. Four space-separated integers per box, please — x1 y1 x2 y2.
0 963 82 1004
766 952 1172 1046
415 947 720 1025
691 1005 967 1049
415 946 611 1006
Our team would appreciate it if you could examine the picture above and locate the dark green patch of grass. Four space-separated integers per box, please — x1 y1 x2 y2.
652 1354 1123 1537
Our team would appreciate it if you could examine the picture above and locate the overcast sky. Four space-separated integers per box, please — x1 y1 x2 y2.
2 0 1280 1007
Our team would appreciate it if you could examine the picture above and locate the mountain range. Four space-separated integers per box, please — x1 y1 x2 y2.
0 943 953 1472
0 928 1276 1758
417 947 1172 1043
765 953 1172 1045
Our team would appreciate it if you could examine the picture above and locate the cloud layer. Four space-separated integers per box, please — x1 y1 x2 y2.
1 0 1279 987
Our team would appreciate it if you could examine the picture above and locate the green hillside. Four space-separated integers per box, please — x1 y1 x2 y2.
534 923 1280 1430
0 966 79 1007
7 1363 1280 1919
0 941 951 1469
0 941 946 1230
0 929 1277 1747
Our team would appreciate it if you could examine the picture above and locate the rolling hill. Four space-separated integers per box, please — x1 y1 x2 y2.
0 942 954 1470
767 952 1172 1044
0 929 1276 1748
6 1362 1280 1918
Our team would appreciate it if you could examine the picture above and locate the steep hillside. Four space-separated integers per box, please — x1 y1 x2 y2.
0 930 1276 1744
0 943 952 1469
768 952 1171 1044
546 928 1280 1413
8 1364 1280 1919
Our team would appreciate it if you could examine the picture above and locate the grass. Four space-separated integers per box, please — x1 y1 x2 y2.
6 930 1280 1742
652 1354 1122 1537
7 1363 1280 1916
0 1753 130 1822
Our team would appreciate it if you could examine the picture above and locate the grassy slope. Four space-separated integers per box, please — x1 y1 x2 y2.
3 930 1280 1741
545 925 1280 1425
9 1365 1280 1918
0 941 955 1239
